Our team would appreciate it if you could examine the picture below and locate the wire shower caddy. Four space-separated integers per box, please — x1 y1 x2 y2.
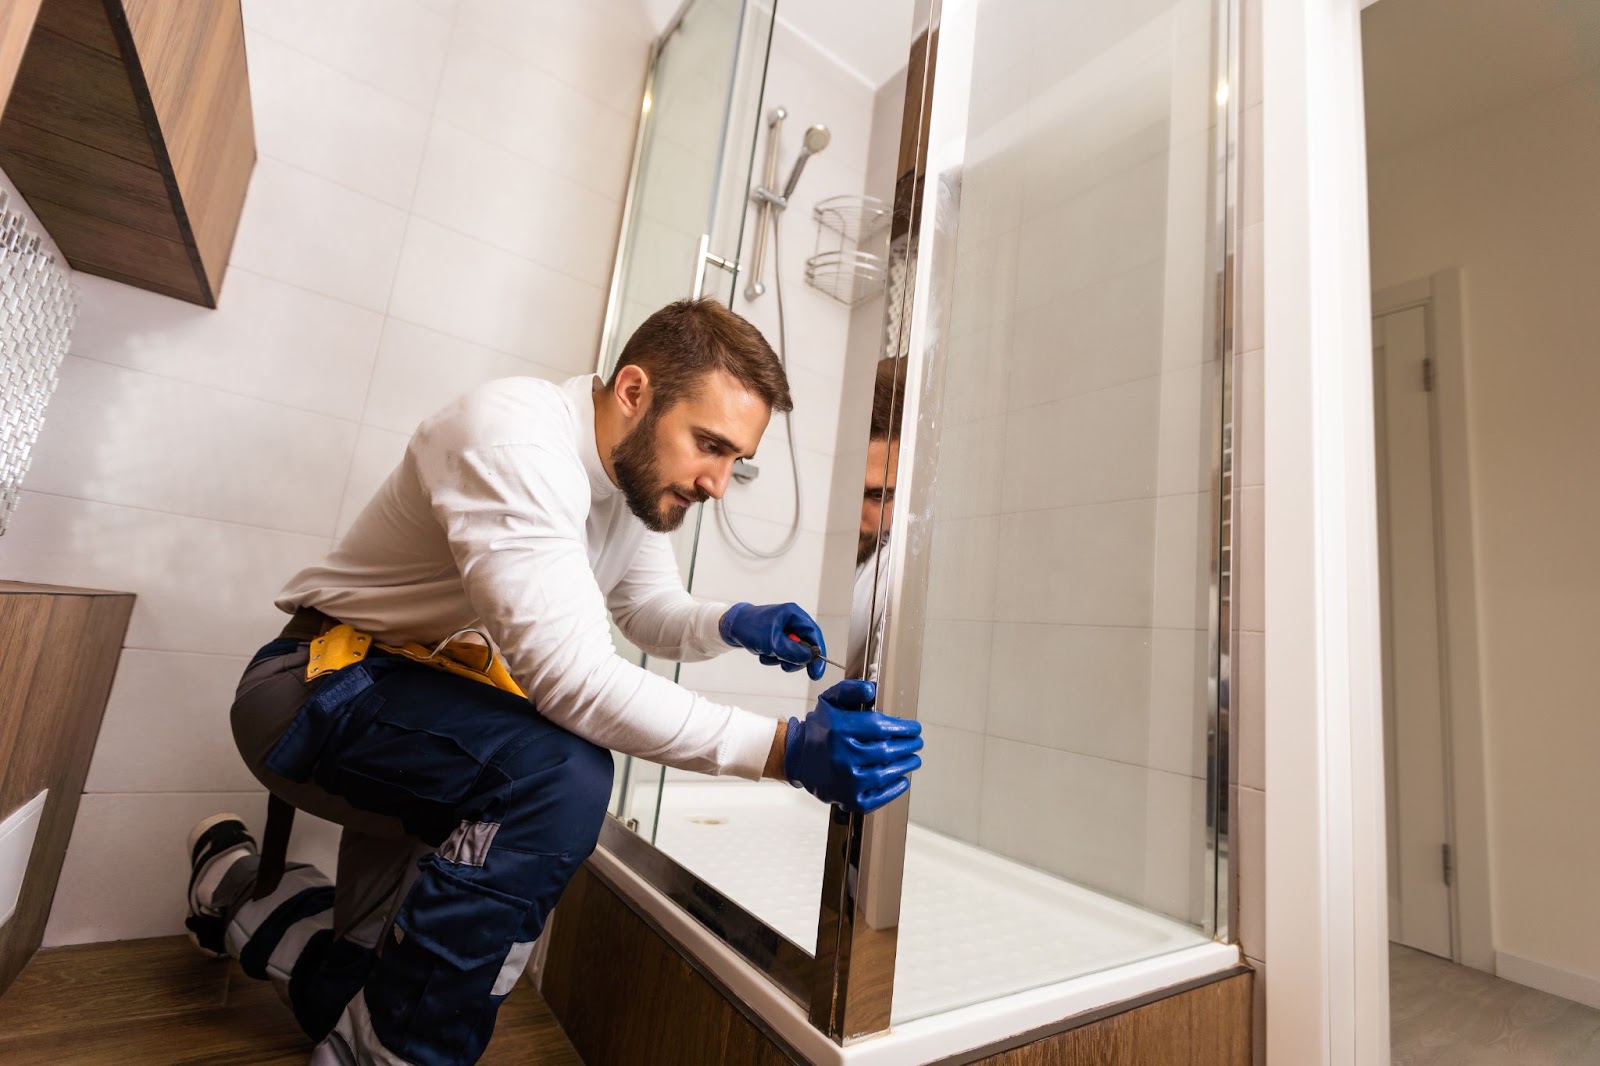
804 194 890 306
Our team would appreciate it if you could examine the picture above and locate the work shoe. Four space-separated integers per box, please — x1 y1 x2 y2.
184 812 256 955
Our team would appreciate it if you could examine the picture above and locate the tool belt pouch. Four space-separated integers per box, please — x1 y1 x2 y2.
263 623 524 785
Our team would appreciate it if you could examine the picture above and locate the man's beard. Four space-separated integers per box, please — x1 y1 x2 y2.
857 527 888 567
613 407 705 533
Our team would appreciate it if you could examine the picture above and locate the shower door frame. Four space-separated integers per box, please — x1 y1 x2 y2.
580 0 1244 1046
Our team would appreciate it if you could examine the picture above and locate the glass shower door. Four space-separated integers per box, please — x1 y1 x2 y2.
597 0 775 835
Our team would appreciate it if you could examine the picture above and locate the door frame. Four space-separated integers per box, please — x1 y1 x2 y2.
1372 269 1493 973
1262 0 1390 1062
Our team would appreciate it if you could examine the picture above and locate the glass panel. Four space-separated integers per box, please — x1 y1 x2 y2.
875 0 1232 1025
597 0 775 839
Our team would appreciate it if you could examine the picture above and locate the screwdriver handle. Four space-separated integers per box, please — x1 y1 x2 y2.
787 632 844 671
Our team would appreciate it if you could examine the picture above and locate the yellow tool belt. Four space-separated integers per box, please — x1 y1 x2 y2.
287 608 524 697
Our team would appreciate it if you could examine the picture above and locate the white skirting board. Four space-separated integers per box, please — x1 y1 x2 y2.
0 790 49 929
1495 951 1600 1011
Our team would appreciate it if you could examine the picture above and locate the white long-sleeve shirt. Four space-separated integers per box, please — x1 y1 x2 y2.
276 375 777 779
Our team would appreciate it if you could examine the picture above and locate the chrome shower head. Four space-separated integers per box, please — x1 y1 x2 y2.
781 124 831 200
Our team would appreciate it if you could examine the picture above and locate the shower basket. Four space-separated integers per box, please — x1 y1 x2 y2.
804 194 890 306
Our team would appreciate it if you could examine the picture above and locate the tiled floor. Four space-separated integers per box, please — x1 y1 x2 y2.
0 936 581 1065
1391 943 1600 1065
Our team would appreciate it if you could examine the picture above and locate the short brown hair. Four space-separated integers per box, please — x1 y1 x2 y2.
611 299 793 414
870 357 907 441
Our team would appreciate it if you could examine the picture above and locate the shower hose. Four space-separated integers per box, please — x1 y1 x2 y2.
719 206 803 559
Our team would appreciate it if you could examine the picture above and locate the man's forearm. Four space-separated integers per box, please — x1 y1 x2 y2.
763 718 788 780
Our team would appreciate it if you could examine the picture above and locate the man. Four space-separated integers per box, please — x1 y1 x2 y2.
847 357 905 679
185 300 924 1066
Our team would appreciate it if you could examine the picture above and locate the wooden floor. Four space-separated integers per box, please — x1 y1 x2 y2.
0 936 584 1065
1391 943 1600 1065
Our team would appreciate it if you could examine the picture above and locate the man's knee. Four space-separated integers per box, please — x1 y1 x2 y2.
496 729 614 849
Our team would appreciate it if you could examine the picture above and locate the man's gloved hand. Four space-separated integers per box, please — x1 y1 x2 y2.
720 602 828 681
784 680 923 813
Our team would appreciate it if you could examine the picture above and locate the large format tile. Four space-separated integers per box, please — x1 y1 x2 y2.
363 318 569 437
26 357 357 537
241 0 451 110
1155 362 1211 496
452 0 652 117
85 650 258 794
717 442 834 537
1236 784 1265 960
985 622 1153 764
1150 492 1210 631
1235 630 1264 791
1000 376 1161 513
411 119 622 290
43 792 343 946
332 426 410 541
0 493 328 655
387 218 606 373
433 33 638 202
247 34 430 209
689 518 826 611
907 724 984 845
923 515 1000 623
676 653 812 707
916 619 993 734
70 270 383 421
229 158 408 313
993 500 1156 627
1146 626 1209 780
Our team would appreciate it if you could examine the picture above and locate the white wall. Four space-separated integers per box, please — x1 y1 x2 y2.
0 0 653 945
899 0 1221 925
1367 77 1600 989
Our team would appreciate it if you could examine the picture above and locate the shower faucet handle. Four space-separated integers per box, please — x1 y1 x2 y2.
732 458 759 483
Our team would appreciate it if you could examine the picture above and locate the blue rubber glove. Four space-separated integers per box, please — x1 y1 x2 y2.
784 680 924 813
719 601 828 681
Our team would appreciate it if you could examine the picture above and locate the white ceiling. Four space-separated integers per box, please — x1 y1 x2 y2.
1362 0 1600 157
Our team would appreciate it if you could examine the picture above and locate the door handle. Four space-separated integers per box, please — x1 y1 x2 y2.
691 233 738 300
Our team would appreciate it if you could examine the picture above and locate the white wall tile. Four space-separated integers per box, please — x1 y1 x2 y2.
451 0 651 117
719 443 834 536
1146 627 1209 779
411 119 622 290
986 622 1153 764
0 493 328 655
677 653 813 705
977 739 1146 903
690 515 826 609
1237 784 1265 959
387 218 606 372
44 791 271 945
433 33 638 201
363 318 568 437
1140 767 1207 924
932 416 1005 521
1150 492 1209 630
917 619 993 733
1240 222 1263 352
1241 102 1263 230
85 650 257 793
1238 485 1264 632
1155 363 1210 495
1237 347 1264 488
908 724 984 844
247 34 431 209
924 516 1001 622
333 426 410 541
242 0 451 110
1006 260 1165 412
70 269 383 422
229 158 409 313
1001 376 1161 513
27 357 357 537
994 500 1156 627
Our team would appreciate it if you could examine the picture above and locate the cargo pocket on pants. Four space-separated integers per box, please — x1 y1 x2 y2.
366 855 531 1062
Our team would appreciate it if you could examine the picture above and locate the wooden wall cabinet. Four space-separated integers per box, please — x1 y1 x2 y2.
0 0 255 306
0 582 133 999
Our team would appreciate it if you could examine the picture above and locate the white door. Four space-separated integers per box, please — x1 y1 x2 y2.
1373 305 1454 959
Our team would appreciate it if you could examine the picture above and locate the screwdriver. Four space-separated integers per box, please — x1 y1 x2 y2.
787 633 844 671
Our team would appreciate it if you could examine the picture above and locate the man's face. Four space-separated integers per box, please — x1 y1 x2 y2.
613 369 771 533
858 437 899 565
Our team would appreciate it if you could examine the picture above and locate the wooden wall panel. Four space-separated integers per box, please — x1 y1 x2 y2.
119 0 254 284
544 859 1254 1066
0 0 255 306
0 583 134 1000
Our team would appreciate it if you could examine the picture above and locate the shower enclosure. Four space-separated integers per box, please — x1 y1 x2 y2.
550 0 1244 1056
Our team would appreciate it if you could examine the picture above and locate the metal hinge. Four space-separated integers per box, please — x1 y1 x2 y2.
1423 357 1436 392
1442 842 1454 886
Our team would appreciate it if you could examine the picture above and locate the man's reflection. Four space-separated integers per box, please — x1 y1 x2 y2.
847 358 905 679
